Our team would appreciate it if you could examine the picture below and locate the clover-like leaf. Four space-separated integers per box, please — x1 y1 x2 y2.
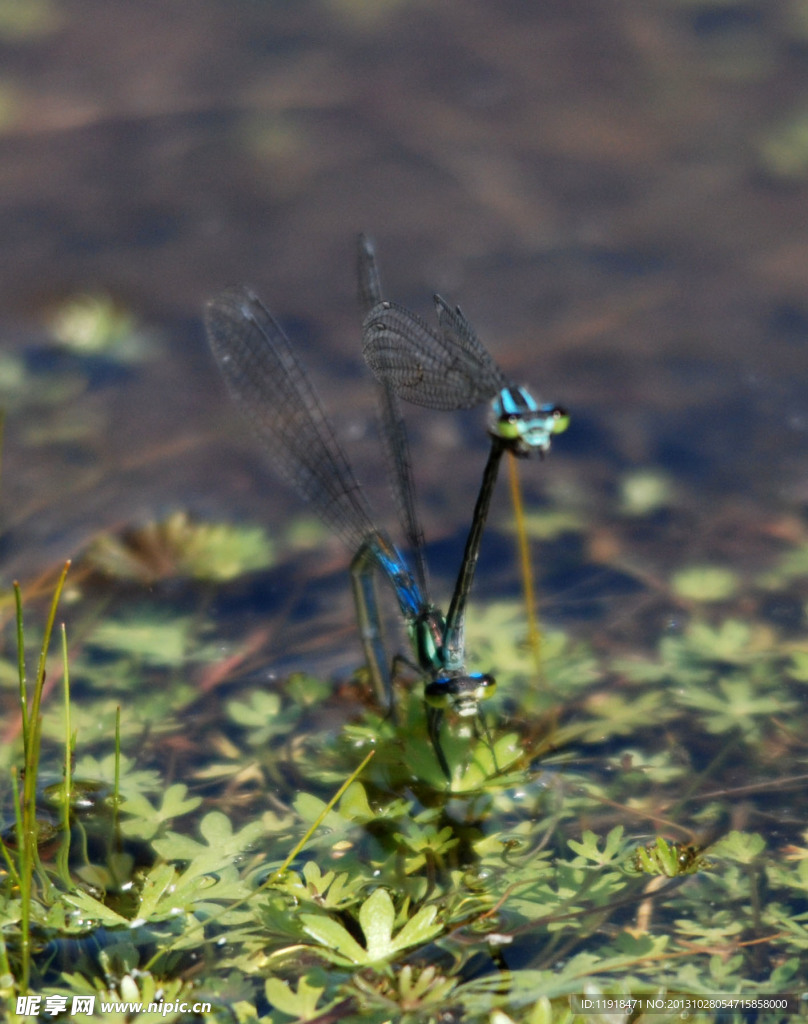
709 830 766 864
300 888 441 965
568 827 625 866
678 620 759 665
678 677 792 737
119 783 202 840
360 888 441 960
151 810 265 877
227 689 302 747
580 689 675 740
88 611 195 666
264 971 327 1018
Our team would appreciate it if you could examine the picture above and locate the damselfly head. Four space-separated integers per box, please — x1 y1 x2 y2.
488 386 569 457
424 671 497 714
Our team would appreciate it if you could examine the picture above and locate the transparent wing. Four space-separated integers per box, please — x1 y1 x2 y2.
362 298 506 410
206 285 377 553
357 235 429 595
357 233 383 316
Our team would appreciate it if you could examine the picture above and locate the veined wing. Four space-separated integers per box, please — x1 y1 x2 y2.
362 299 507 411
206 285 377 554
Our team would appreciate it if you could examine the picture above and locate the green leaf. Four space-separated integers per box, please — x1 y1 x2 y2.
89 611 194 666
629 838 709 877
678 620 756 665
710 830 766 864
60 890 132 928
618 469 674 516
119 784 202 840
135 862 182 919
677 677 793 737
178 520 274 580
773 543 808 580
338 780 375 820
300 913 368 964
358 886 397 960
519 507 587 539
264 972 326 1017
568 827 625 865
227 690 281 726
276 862 365 909
579 689 675 741
300 888 442 965
362 887 441 960
151 811 265 877
671 565 739 603
787 651 808 683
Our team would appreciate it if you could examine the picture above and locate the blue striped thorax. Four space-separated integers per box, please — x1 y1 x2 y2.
488 386 569 457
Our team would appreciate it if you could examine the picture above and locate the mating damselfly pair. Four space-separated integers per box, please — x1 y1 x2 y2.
205 237 568 781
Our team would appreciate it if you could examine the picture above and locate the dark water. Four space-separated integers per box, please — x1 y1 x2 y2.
0 1 805 579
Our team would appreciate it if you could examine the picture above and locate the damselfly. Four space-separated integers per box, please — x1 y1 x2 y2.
205 286 495 780
360 237 569 667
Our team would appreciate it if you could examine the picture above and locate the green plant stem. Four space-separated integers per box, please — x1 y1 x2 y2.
270 750 376 882
14 582 28 740
15 563 71 993
56 623 73 888
507 453 541 671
